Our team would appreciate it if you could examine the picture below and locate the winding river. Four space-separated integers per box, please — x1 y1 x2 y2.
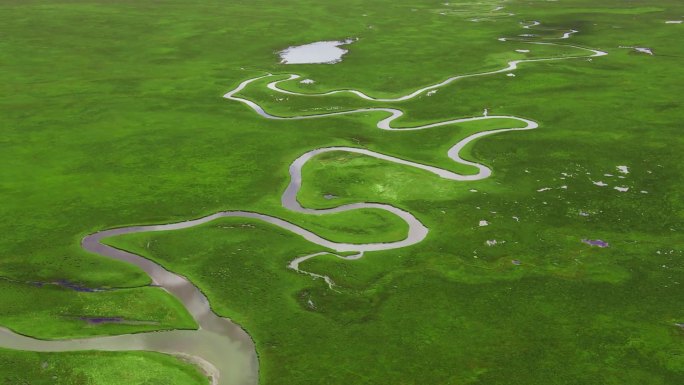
0 23 606 385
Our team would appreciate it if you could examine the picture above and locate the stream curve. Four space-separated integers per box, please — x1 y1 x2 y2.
0 23 606 385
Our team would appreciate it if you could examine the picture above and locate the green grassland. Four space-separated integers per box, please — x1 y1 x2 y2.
1 0 683 383
0 348 208 385
0 280 197 339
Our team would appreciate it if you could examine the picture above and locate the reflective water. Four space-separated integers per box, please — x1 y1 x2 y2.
279 39 354 64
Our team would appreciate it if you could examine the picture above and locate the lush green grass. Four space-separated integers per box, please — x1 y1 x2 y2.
107 215 683 385
1 0 683 383
0 280 197 339
0 348 208 385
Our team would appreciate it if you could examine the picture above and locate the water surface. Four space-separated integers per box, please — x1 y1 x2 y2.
279 39 354 64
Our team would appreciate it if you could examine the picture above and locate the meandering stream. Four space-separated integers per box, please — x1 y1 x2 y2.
0 23 606 385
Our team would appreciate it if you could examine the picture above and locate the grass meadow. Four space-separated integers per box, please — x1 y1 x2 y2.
1 0 682 384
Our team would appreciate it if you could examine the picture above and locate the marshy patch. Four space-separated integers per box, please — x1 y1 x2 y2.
582 239 610 248
77 316 159 326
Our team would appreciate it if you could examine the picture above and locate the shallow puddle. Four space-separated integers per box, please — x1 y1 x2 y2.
279 39 355 64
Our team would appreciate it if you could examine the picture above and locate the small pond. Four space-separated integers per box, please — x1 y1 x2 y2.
279 39 355 64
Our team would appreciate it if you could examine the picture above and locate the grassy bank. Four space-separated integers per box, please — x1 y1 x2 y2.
0 348 208 385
